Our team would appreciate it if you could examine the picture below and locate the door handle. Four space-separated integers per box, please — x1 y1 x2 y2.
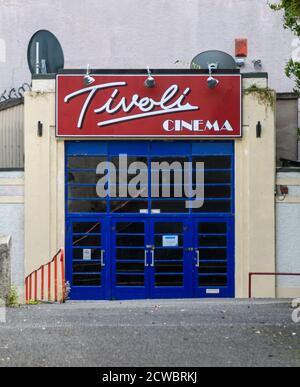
196 250 200 268
150 250 155 267
144 250 148 267
101 250 106 267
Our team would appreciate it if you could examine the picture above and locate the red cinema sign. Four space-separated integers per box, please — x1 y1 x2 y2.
56 74 242 138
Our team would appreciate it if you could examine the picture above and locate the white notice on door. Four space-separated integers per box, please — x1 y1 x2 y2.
163 235 179 247
83 249 92 261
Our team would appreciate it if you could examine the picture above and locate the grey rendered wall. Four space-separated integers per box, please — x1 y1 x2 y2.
0 171 24 299
0 234 11 302
0 0 296 93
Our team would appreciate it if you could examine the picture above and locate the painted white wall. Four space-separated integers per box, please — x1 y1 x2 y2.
0 171 24 296
0 0 296 93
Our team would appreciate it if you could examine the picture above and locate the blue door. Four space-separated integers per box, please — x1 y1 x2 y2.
66 218 108 300
148 218 192 299
192 217 235 298
111 217 150 300
110 217 193 299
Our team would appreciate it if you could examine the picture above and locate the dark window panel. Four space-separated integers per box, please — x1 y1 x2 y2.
72 235 101 247
198 262 227 274
195 171 231 184
155 263 183 273
116 248 145 261
68 185 100 199
117 262 145 273
192 156 232 169
151 157 189 165
68 156 107 170
203 185 231 199
73 223 101 234
152 200 189 213
199 235 227 247
116 235 145 247
73 274 101 287
155 222 183 234
199 275 227 287
68 200 107 213
67 171 100 185
155 249 183 261
111 156 148 169
155 275 183 287
116 222 145 234
193 200 231 213
198 248 227 261
111 200 148 213
73 262 101 273
198 223 227 234
117 275 144 286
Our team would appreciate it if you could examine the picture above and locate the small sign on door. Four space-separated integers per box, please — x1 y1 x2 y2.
163 235 179 247
83 249 92 261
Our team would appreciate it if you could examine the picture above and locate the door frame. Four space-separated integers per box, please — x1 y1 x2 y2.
66 216 110 300
65 140 235 300
66 214 235 300
148 216 192 299
192 216 235 298
110 216 150 300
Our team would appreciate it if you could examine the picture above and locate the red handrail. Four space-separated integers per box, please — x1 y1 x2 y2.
249 272 300 298
25 249 65 304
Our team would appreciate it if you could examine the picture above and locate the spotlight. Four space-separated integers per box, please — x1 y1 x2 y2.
83 64 95 86
144 66 156 88
236 58 245 68
207 76 219 89
207 63 219 89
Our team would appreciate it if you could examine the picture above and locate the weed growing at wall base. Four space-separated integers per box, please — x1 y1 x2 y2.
6 286 19 307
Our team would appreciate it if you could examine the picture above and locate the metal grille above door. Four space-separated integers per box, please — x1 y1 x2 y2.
66 141 234 216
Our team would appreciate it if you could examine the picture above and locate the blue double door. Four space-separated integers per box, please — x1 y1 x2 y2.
67 216 234 300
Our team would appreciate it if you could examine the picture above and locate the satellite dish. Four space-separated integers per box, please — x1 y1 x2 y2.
27 30 64 75
191 50 237 70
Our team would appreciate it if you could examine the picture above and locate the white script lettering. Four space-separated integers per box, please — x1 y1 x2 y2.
64 83 199 128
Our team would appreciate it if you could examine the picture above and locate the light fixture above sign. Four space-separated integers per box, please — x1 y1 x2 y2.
83 64 95 86
144 66 156 88
207 63 220 89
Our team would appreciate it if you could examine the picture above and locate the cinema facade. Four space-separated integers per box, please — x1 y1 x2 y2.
24 69 276 300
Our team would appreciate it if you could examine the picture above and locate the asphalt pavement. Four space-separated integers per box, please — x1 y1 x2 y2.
0 299 299 367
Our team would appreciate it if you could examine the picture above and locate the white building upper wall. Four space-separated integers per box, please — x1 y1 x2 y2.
0 0 297 93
